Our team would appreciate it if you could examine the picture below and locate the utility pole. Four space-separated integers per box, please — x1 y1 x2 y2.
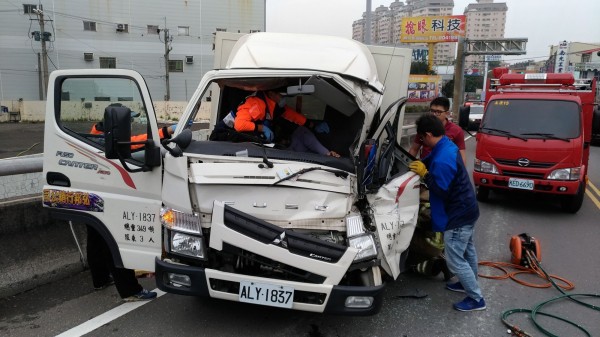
160 27 172 101
365 0 372 45
33 8 49 100
452 37 466 117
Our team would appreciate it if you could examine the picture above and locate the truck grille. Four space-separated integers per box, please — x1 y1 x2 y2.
502 170 545 179
221 243 327 284
496 158 555 168
223 205 347 263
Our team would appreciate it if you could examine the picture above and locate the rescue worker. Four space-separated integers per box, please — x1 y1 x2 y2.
409 114 485 312
409 96 466 166
230 90 339 157
90 109 176 150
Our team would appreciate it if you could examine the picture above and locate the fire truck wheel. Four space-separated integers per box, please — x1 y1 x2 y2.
560 183 585 213
476 186 490 202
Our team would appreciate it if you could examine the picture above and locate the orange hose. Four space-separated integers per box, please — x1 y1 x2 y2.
478 254 575 291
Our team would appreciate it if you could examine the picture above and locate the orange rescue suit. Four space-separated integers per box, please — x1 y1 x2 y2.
233 95 307 132
90 123 169 150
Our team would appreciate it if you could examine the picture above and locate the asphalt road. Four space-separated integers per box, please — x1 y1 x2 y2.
1 128 600 337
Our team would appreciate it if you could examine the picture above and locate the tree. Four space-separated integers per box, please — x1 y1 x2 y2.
441 76 484 99
410 61 437 75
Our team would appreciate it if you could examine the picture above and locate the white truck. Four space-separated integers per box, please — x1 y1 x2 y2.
42 32 420 315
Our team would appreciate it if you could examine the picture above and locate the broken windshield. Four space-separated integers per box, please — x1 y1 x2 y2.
481 99 580 139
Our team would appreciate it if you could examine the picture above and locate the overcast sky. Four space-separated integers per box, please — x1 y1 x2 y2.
266 0 600 63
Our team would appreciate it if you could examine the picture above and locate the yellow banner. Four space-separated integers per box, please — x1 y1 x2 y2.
400 15 466 43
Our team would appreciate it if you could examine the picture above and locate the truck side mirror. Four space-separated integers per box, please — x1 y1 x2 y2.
161 129 192 157
458 106 471 129
104 106 132 160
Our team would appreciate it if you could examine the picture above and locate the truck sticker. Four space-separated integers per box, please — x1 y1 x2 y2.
43 189 104 212
123 222 156 244
66 140 137 189
493 100 509 106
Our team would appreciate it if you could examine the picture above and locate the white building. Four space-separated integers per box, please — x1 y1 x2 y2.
463 0 508 69
0 1 265 102
352 0 456 66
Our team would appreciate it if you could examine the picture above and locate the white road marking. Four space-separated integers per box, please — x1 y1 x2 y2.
55 288 166 337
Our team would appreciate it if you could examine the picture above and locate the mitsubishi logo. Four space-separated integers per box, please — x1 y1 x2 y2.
271 231 288 248
517 158 530 167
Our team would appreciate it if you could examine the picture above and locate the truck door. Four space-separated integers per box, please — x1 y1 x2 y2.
363 44 421 279
42 69 163 271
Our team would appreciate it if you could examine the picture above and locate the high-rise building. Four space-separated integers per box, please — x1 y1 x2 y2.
0 1 265 101
463 0 508 69
352 0 456 66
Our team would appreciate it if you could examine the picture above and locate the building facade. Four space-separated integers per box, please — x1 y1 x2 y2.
544 42 600 79
352 0 456 66
463 0 508 69
0 1 265 102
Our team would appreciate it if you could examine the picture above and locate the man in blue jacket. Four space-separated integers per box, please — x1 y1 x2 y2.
409 114 485 312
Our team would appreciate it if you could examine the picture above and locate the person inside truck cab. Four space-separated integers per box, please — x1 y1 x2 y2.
409 97 466 166
231 90 340 157
90 106 176 150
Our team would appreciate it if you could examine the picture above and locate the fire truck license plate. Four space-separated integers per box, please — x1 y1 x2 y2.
239 281 294 308
508 178 534 190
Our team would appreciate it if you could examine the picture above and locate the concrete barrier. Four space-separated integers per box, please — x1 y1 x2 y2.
0 197 87 299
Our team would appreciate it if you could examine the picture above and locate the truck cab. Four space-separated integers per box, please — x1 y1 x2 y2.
42 33 420 315
460 69 597 213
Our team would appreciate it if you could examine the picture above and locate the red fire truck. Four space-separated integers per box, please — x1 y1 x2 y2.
459 68 599 213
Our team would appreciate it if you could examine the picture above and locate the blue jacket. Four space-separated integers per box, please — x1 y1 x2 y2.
423 136 479 232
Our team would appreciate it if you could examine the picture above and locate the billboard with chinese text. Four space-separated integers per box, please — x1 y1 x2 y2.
407 75 441 102
400 15 466 43
554 41 569 73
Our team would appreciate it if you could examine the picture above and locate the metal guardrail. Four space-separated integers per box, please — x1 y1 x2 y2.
0 154 43 176
0 126 417 177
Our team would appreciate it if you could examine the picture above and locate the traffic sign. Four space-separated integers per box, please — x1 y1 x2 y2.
484 55 502 62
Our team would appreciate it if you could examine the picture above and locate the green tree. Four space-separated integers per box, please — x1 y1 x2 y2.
410 61 437 75
441 76 484 99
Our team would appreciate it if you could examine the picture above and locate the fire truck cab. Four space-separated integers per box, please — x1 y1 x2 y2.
459 69 598 213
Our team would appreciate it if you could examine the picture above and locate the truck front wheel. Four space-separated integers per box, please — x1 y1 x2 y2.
476 186 490 202
359 266 383 287
560 184 585 213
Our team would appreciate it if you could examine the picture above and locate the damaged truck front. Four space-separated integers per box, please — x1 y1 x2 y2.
42 32 420 315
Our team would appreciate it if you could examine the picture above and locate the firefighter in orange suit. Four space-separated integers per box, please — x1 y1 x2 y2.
90 112 176 150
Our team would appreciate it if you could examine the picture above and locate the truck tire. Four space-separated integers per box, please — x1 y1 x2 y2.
458 106 470 129
360 266 383 286
476 186 490 202
560 183 585 213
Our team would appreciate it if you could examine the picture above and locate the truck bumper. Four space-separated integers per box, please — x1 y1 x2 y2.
155 257 385 315
473 172 581 195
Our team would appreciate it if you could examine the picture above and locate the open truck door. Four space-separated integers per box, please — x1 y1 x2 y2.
360 44 420 280
42 69 163 271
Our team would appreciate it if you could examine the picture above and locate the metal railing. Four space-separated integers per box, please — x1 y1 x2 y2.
0 154 43 176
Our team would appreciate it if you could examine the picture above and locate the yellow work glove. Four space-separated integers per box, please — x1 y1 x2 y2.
409 160 428 178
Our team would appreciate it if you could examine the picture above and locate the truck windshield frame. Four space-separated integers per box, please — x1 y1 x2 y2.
482 99 580 139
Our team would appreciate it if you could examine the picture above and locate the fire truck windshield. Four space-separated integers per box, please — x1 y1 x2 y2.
481 99 580 139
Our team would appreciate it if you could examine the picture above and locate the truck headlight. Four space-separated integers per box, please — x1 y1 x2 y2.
170 232 205 259
547 167 580 181
348 234 377 262
161 207 201 234
474 159 499 174
346 215 378 262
